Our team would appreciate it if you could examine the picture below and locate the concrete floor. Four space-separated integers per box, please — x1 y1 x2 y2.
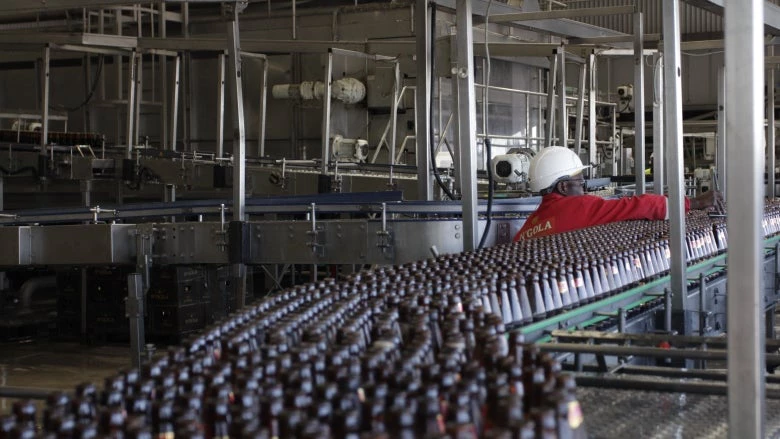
0 341 131 415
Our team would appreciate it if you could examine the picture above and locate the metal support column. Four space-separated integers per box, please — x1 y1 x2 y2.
634 11 646 194
134 56 142 146
83 54 92 132
217 51 226 158
81 179 92 208
40 45 50 165
80 179 91 339
259 56 268 157
588 51 597 173
768 46 776 198
653 52 665 195
182 3 191 152
164 184 176 223
611 107 617 176
556 49 567 147
115 7 123 101
574 63 586 156
545 55 558 149
455 0 478 251
81 268 87 337
415 0 433 200
125 50 137 159
227 12 247 310
662 0 687 314
321 50 334 174
171 55 181 151
390 61 400 167
726 0 766 435
717 65 726 199
126 273 145 369
160 3 168 150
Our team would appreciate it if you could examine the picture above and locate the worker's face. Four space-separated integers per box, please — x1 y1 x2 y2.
558 175 586 196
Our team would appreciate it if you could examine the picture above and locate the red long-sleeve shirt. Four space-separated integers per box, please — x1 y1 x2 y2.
514 193 691 241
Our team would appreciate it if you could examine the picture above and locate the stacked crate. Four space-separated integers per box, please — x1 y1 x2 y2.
55 268 82 338
206 265 234 323
86 267 132 341
147 266 209 342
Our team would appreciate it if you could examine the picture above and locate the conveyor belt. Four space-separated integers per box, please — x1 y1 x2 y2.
0 191 542 225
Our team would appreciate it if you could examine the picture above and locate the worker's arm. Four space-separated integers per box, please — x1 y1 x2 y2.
575 194 686 228
576 190 720 229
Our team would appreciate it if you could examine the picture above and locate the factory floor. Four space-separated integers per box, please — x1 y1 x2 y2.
0 341 131 414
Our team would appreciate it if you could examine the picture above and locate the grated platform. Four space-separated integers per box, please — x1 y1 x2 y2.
578 387 780 438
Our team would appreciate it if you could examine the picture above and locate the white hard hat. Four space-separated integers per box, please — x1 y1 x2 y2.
528 146 589 193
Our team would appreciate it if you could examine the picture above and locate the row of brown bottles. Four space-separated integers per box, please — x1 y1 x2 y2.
4 282 585 438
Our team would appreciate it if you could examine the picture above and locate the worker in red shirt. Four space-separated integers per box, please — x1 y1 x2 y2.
514 146 720 241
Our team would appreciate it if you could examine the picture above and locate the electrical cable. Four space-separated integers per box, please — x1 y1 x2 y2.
478 0 495 249
51 55 104 113
428 4 457 200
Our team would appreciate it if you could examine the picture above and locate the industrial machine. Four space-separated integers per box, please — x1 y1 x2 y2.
491 148 535 189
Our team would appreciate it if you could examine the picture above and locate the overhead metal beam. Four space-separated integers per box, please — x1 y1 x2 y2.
0 0 240 15
489 6 635 23
599 48 658 56
471 41 574 58
685 0 780 35
569 34 661 45
51 43 128 56
570 36 771 52
0 32 137 48
434 0 628 39
140 37 588 59
138 37 405 54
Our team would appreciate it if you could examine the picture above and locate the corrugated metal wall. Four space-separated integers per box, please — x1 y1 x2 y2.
554 0 723 35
